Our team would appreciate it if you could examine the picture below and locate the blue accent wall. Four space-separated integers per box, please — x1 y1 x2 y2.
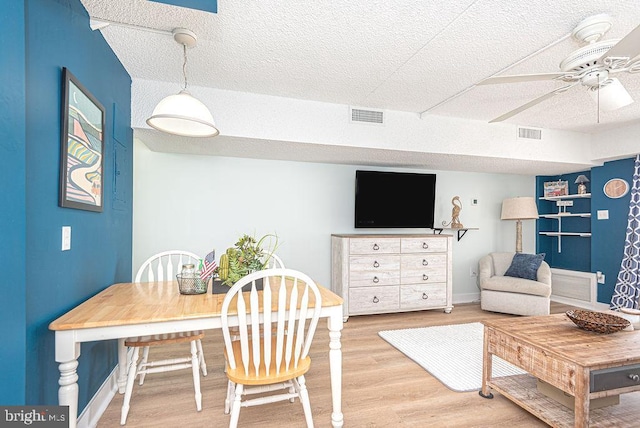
0 0 133 410
537 157 637 304
0 0 27 405
591 157 635 303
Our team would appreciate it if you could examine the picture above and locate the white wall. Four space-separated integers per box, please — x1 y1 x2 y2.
591 122 640 162
134 79 595 170
133 140 536 302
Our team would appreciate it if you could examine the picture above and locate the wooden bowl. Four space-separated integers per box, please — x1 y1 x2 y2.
566 310 630 334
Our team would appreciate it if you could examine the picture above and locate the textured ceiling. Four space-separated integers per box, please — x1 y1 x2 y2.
80 0 640 171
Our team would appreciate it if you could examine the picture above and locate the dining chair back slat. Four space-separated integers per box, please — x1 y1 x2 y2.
135 250 200 283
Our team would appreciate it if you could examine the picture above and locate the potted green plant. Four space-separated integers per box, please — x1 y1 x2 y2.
216 233 278 289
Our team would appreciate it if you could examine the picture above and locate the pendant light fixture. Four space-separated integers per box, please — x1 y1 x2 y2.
146 28 219 138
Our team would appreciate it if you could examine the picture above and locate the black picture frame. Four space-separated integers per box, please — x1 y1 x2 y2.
59 67 105 212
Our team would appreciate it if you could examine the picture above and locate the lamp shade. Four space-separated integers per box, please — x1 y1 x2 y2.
575 174 590 184
146 90 219 138
501 197 539 220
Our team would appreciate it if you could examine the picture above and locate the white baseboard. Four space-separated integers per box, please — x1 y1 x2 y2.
453 292 480 304
77 366 118 428
550 295 610 311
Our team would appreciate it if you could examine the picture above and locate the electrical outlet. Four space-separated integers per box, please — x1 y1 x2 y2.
596 271 605 284
470 198 478 206
470 266 478 277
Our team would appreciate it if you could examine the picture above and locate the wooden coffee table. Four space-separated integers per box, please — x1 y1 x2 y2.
480 314 640 428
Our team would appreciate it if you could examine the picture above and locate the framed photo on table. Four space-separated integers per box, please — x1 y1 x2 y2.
543 180 569 198
59 67 105 212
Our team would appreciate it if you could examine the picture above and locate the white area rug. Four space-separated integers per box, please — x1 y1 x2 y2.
378 322 525 392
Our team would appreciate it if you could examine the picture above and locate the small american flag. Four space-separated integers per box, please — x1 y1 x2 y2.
199 250 217 279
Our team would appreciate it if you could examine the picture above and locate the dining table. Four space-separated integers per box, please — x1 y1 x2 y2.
49 279 344 428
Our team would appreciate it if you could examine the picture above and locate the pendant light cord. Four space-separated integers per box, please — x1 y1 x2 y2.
182 43 188 90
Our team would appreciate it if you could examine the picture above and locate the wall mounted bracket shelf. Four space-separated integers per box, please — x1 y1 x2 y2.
433 227 478 241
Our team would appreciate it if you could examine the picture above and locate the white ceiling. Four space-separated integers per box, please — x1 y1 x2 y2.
80 0 640 172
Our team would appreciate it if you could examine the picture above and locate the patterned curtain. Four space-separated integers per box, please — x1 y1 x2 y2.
611 154 640 310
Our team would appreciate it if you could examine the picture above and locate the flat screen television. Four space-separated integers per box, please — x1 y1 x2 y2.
355 170 436 228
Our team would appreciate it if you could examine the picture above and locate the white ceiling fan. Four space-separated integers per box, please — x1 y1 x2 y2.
478 14 640 123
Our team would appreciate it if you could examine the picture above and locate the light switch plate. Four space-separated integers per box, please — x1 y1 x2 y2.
62 226 71 251
597 210 609 220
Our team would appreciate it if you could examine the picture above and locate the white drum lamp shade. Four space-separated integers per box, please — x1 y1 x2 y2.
501 197 539 253
146 90 219 138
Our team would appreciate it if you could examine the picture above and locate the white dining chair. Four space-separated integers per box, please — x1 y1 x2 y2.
120 250 208 425
221 268 322 428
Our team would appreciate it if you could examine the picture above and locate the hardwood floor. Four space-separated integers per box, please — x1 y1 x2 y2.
98 302 575 427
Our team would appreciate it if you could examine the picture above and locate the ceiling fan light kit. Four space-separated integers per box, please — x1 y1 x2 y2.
588 78 634 111
478 14 640 123
146 28 219 138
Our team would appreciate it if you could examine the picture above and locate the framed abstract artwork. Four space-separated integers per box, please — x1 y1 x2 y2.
59 68 105 212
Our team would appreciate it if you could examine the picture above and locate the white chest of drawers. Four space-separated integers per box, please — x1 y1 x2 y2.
331 234 453 320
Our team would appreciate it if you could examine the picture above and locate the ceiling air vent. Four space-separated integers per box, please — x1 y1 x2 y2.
517 127 542 140
350 107 384 125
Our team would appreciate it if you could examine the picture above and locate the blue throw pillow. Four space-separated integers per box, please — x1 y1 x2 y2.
504 253 545 281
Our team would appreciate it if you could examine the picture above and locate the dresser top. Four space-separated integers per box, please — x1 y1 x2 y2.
331 233 453 238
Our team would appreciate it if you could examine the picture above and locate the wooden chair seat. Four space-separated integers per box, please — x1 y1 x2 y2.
225 337 310 386
124 330 205 347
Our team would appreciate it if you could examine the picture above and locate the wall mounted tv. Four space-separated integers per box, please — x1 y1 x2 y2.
355 170 436 228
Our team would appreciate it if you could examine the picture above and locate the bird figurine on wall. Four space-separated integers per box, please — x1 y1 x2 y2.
442 196 464 229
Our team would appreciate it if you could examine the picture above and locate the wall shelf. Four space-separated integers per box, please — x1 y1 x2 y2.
537 192 591 253
539 232 592 237
432 227 478 241
539 193 591 201
539 213 591 219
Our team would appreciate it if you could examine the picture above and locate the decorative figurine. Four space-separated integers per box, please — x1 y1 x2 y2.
442 196 464 229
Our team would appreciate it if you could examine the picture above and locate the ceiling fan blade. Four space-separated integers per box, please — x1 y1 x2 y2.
599 23 640 63
488 84 577 123
477 73 567 85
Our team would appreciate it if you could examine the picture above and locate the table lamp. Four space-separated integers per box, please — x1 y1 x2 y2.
575 175 590 195
501 197 539 253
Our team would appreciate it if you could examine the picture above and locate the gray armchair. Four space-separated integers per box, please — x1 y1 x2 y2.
478 252 552 316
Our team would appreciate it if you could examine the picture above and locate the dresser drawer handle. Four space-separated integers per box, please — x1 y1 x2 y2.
423 274 429 281
629 374 640 382
422 242 429 249
372 296 379 303
422 293 429 300
422 259 428 266
373 243 379 251
372 276 379 283
373 261 380 268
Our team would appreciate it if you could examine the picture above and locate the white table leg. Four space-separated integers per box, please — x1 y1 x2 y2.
56 331 80 428
58 360 78 428
328 311 344 428
117 338 128 393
